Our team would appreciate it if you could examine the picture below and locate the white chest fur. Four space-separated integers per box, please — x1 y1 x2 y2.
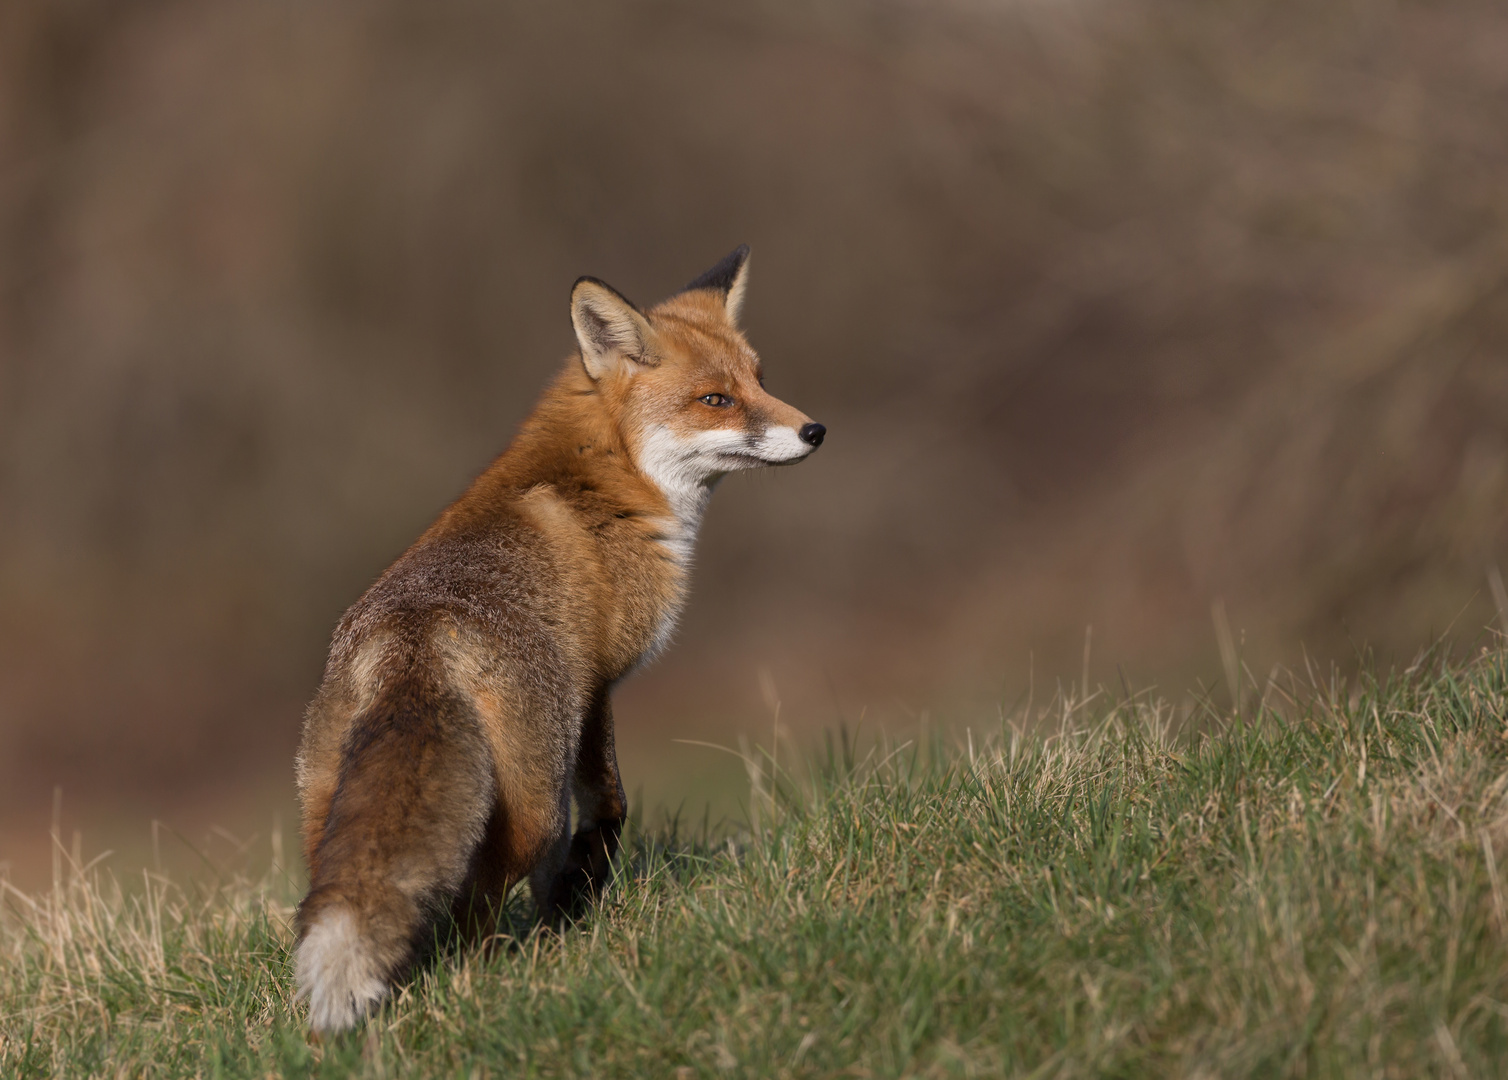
630 424 739 664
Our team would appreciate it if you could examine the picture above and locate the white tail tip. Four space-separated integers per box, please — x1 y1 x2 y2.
295 907 388 1033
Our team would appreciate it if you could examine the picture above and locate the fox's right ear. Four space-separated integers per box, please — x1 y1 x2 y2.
571 278 656 380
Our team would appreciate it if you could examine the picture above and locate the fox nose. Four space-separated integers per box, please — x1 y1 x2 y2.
799 422 826 447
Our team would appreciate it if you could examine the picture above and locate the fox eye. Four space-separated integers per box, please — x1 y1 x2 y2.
699 393 732 407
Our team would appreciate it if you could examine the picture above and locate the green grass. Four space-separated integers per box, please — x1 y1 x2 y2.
5 648 1508 1078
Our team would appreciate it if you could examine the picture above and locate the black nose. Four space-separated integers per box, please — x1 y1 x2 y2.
799 422 826 447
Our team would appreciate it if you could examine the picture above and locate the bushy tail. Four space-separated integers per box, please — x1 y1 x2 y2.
295 678 493 1033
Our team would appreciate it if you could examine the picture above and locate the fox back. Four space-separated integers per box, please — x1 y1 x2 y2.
292 246 825 1033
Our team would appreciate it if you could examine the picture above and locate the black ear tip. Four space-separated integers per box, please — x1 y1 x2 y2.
684 245 751 295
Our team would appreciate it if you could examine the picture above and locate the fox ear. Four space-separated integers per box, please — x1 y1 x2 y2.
571 278 656 379
683 244 751 325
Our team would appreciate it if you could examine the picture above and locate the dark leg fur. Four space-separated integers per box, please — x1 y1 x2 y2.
453 787 567 947
540 688 627 920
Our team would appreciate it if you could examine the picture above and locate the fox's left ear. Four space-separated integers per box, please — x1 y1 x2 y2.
682 244 751 325
571 278 657 380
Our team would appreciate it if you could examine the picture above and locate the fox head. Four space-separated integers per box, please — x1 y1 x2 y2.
569 245 825 524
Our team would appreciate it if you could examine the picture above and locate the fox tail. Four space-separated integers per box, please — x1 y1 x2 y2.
294 678 492 1033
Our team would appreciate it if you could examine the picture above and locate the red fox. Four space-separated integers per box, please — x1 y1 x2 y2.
292 246 824 1033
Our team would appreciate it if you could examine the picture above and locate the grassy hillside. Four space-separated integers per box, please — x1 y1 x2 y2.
4 646 1508 1077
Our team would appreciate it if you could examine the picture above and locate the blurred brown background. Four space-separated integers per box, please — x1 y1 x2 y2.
4 0 1508 879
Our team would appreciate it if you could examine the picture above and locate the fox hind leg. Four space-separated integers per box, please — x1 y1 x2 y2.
540 688 627 919
529 783 576 921
458 752 574 938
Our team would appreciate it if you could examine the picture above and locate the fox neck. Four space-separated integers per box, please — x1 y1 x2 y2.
634 425 724 566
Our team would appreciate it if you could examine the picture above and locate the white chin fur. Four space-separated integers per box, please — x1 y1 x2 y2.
749 425 813 465
637 425 810 500
635 426 740 522
296 907 388 1034
635 423 812 570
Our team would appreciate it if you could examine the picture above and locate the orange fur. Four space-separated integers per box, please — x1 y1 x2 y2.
292 247 825 1032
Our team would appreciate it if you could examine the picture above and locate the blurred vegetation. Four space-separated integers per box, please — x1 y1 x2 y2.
1 0 1506 826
